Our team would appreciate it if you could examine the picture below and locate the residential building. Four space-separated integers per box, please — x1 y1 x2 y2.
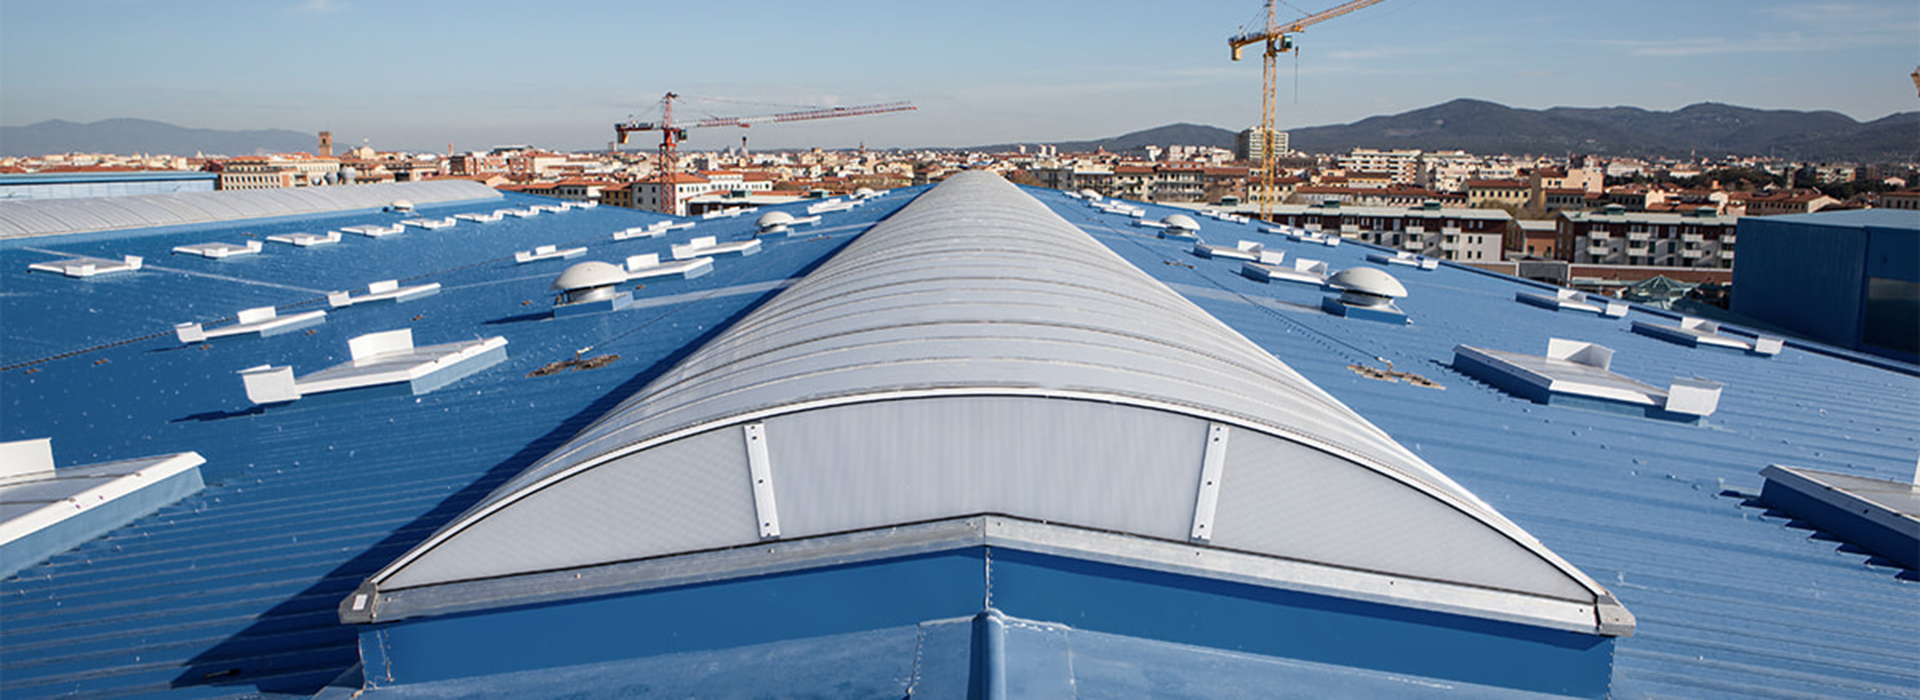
1235 126 1287 163
1265 199 1509 262
1741 189 1841 216
1465 178 1529 209
1555 204 1738 269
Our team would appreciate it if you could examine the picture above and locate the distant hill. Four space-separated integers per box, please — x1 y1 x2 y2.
0 119 316 158
1285 100 1919 161
961 101 1915 162
966 123 1239 155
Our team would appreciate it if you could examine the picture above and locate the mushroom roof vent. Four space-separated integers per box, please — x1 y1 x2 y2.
390 199 415 212
756 211 796 230
1327 267 1407 300
551 261 626 291
1162 214 1200 232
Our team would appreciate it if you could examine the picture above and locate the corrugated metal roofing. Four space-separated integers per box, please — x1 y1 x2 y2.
1 177 1915 698
362 171 1620 636
0 181 499 240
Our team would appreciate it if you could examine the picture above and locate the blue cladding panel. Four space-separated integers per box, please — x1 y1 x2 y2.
362 550 988 686
987 549 1615 699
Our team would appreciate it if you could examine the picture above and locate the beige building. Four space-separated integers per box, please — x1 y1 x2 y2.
1556 204 1738 269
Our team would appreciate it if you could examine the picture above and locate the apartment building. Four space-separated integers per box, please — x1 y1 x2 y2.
1266 199 1509 262
1555 204 1738 269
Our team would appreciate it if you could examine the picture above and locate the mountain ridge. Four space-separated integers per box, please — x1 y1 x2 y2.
6 101 1915 162
978 100 1916 162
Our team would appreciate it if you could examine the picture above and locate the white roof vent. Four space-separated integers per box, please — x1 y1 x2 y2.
1241 257 1328 286
1321 268 1409 324
455 211 504 223
1516 288 1629 318
1366 251 1439 271
756 211 796 233
671 236 761 260
399 217 455 230
266 231 342 247
389 199 414 212
342 224 405 238
175 305 326 343
514 244 587 265
552 261 633 315
1631 317 1783 356
327 279 441 308
624 254 714 281
239 328 507 405
171 240 264 259
1452 338 1722 422
26 255 143 278
1192 240 1263 261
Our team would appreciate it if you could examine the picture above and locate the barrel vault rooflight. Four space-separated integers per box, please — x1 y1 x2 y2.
345 172 1633 696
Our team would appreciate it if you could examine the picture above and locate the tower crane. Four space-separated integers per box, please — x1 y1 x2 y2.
614 93 915 215
1230 0 1385 221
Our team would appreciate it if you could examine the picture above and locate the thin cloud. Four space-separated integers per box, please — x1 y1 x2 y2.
294 0 345 14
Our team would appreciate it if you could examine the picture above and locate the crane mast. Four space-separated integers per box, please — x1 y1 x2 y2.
1230 0 1385 221
615 94 915 215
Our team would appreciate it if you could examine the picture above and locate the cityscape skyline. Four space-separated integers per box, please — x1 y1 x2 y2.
3 0 1916 153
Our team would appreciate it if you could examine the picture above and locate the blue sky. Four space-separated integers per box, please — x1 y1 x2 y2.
3 0 1914 152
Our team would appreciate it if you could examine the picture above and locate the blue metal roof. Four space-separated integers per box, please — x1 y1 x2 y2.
2 182 1916 698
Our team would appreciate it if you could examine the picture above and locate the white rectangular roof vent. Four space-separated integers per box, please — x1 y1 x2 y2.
515 244 588 265
501 207 539 218
671 236 761 260
342 224 405 237
175 305 326 343
1367 251 1440 271
530 204 567 214
806 199 856 215
327 279 441 308
1241 257 1328 285
1452 338 1722 422
170 240 263 259
0 438 205 580
239 328 507 405
625 254 714 281
614 220 694 241
266 231 343 247
399 217 455 230
564 201 597 209
1192 240 1264 261
455 212 504 223
1265 226 1340 246
27 254 143 278
1516 288 1630 318
1631 317 1783 356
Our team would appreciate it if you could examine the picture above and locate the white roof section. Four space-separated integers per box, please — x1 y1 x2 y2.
358 171 1625 634
0 180 500 239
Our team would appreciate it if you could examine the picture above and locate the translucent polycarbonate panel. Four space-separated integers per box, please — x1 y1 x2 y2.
766 397 1208 542
1209 428 1593 602
381 426 756 590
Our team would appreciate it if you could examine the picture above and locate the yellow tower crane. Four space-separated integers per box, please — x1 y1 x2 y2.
1230 0 1385 221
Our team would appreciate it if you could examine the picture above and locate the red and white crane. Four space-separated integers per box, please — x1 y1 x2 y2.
615 93 915 215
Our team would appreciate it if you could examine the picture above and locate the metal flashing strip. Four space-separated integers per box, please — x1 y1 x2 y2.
347 515 1627 637
1189 423 1229 543
744 423 780 539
